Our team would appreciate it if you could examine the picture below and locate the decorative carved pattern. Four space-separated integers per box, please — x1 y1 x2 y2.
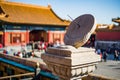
43 59 97 80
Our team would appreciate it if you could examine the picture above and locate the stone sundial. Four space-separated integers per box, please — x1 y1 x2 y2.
42 14 100 80
64 14 95 48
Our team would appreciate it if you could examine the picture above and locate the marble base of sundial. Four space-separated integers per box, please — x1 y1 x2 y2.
41 46 100 80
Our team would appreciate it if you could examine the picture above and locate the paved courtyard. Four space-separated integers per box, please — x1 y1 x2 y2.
93 60 120 80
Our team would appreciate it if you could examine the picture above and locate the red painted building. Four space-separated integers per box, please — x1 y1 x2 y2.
95 18 120 50
96 27 120 41
0 1 70 47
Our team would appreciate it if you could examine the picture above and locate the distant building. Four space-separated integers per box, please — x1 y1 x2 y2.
95 18 120 50
0 1 70 47
112 17 120 26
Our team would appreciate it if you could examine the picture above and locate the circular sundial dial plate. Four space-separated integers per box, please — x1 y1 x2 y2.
64 14 96 48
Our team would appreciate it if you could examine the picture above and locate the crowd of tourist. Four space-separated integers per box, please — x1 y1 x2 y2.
29 40 61 51
0 39 62 58
96 48 120 62
1 39 120 61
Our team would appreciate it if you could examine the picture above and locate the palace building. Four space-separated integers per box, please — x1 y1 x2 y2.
0 1 70 47
95 18 120 50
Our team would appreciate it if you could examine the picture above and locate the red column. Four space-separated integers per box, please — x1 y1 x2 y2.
48 31 50 43
48 31 53 43
60 32 65 44
4 32 8 46
3 32 6 47
26 30 29 44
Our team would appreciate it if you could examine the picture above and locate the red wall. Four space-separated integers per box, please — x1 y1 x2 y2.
96 31 120 41
48 31 65 44
3 30 65 46
4 31 29 46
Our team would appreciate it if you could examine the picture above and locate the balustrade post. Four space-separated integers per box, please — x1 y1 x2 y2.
35 62 41 76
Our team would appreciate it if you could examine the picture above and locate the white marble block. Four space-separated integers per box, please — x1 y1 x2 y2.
41 46 100 80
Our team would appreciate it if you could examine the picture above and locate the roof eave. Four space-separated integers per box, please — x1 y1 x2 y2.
0 19 69 26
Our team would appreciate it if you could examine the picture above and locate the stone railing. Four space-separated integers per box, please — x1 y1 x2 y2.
0 53 37 68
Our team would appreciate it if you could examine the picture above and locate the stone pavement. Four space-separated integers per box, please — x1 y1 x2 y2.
93 60 120 80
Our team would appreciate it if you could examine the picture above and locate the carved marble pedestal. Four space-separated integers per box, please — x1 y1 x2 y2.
41 46 100 80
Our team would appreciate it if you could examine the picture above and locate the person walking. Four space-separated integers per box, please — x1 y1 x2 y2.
114 50 119 61
103 51 108 62
96 48 102 61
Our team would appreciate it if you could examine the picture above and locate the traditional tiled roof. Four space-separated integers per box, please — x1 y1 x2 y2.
112 17 120 23
96 24 120 32
0 1 70 26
